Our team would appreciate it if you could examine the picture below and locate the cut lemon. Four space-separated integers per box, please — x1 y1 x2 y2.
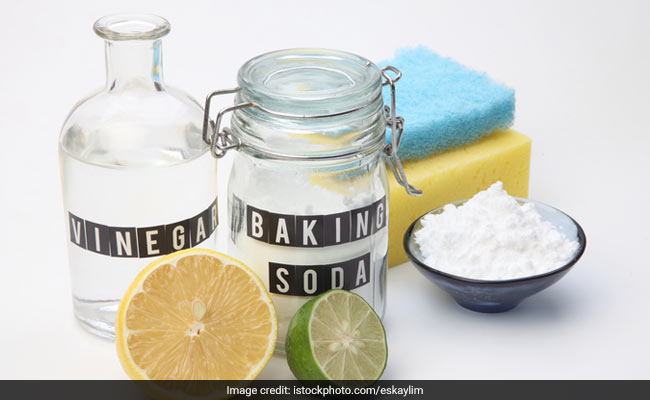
285 290 387 381
115 248 277 380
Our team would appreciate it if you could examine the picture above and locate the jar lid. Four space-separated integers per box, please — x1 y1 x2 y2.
203 49 422 195
238 49 382 117
230 49 386 159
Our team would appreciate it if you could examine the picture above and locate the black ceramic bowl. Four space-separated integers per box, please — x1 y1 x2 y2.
403 198 586 313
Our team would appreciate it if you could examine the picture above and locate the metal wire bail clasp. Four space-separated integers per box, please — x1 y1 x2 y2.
202 88 246 159
381 66 422 196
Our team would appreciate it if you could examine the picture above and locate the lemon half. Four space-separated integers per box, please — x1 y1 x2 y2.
115 248 277 380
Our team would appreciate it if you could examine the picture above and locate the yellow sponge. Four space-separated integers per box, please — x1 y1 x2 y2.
387 129 531 267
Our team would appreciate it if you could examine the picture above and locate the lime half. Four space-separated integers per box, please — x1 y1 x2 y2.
285 290 388 381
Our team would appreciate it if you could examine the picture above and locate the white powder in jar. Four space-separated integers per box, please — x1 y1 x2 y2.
227 156 388 348
413 181 578 280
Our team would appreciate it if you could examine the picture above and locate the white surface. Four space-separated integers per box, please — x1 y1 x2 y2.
1 0 649 379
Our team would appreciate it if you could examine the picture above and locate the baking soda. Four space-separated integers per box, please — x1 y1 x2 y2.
414 181 578 280
227 155 388 349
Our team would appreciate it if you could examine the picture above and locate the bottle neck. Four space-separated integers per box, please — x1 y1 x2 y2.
104 39 164 91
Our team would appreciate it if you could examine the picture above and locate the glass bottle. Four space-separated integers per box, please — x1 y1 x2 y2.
59 14 218 339
203 49 420 350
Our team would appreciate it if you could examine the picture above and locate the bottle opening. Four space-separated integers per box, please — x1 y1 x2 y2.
93 14 170 41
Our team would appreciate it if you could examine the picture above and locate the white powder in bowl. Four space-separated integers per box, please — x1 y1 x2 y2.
413 182 579 280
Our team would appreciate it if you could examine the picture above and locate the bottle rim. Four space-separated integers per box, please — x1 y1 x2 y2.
93 14 170 41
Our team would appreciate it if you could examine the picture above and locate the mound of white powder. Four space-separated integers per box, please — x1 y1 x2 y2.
413 182 578 280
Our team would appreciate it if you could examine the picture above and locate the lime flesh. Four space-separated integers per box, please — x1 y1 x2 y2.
285 290 388 381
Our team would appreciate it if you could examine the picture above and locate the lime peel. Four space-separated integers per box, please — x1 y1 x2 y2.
285 289 387 381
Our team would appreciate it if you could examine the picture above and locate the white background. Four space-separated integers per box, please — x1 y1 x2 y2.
1 0 649 379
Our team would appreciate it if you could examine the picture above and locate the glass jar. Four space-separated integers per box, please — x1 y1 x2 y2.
203 49 419 349
59 14 218 339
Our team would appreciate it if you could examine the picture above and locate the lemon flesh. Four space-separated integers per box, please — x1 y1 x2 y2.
115 248 277 380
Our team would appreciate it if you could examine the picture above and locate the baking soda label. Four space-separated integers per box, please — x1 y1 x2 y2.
245 196 386 247
67 197 218 258
269 253 373 296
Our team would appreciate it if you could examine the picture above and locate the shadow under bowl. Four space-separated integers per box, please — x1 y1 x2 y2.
403 198 586 313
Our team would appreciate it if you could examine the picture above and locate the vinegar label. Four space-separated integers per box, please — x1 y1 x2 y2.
67 197 218 258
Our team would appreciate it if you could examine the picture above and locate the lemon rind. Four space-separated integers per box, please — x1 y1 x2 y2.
115 248 278 381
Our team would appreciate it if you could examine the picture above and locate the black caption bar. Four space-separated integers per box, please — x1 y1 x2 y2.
246 197 386 247
68 197 218 258
0 380 645 400
269 253 371 296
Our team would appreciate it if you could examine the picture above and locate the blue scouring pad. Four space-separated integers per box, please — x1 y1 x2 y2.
380 46 515 160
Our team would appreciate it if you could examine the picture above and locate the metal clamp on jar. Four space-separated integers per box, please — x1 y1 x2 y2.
202 48 421 349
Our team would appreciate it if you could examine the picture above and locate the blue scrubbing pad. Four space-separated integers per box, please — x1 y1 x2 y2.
380 46 515 160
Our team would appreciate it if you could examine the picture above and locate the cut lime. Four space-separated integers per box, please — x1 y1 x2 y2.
285 290 388 381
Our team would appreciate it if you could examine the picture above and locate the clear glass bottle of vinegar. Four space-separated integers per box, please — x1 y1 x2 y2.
59 14 218 339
